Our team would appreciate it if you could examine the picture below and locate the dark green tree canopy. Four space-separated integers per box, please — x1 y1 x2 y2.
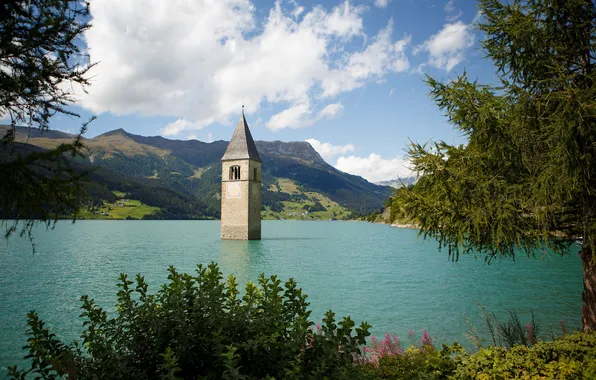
0 0 93 240
394 0 596 328
0 0 91 129
397 0 595 258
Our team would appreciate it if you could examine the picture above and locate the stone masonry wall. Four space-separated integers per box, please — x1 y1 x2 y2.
221 159 261 240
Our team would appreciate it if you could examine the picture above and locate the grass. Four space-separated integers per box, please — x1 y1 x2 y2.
277 178 299 194
262 179 351 220
190 167 209 179
78 199 159 220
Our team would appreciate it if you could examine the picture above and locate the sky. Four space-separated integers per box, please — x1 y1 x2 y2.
46 0 497 183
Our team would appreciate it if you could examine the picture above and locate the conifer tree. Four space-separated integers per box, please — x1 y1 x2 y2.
0 0 93 239
394 0 596 329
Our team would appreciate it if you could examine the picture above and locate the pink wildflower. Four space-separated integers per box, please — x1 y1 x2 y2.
420 329 433 347
525 324 537 345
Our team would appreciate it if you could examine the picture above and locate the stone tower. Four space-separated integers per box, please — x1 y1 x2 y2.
221 108 262 240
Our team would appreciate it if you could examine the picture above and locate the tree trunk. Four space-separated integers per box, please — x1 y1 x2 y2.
581 246 596 331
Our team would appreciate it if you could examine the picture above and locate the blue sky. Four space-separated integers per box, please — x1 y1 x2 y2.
47 0 495 182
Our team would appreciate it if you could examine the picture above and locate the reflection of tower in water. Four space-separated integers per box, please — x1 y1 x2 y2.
218 239 265 285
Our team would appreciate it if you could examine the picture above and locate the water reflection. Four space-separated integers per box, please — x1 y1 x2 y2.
219 239 265 284
261 237 323 241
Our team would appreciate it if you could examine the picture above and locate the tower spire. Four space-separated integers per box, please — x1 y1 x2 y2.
221 107 261 162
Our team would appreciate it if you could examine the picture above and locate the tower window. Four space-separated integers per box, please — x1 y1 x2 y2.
253 168 257 180
229 165 241 180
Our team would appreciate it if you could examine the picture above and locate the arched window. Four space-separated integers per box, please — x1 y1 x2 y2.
229 165 241 180
253 167 257 180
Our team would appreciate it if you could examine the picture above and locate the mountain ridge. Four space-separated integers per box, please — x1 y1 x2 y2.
2 126 392 219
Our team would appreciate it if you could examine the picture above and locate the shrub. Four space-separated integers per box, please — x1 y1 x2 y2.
452 332 596 380
8 263 370 379
354 330 462 380
356 343 463 380
466 304 540 349
358 330 434 366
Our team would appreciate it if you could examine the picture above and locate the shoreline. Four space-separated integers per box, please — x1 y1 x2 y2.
389 222 419 230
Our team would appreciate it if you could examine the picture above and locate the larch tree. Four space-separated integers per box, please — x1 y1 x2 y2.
0 0 93 241
394 0 596 329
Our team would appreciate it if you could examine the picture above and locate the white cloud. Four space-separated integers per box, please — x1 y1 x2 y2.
334 153 412 183
322 22 411 97
374 0 390 8
78 0 409 136
266 103 311 130
266 102 343 130
444 0 462 22
317 103 343 119
162 119 194 136
305 138 355 161
414 21 473 71
444 0 455 13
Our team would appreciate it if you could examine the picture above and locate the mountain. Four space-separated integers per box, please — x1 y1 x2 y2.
375 177 417 189
2 126 392 219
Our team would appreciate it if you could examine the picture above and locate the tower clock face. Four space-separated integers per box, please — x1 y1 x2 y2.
226 182 241 199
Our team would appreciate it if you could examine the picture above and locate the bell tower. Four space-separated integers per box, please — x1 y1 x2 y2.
221 107 262 240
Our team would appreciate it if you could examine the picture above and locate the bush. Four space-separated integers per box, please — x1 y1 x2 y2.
358 344 462 380
469 304 540 349
452 332 596 380
9 263 370 379
354 332 596 380
354 331 463 380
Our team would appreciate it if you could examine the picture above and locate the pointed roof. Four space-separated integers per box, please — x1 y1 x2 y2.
221 107 261 162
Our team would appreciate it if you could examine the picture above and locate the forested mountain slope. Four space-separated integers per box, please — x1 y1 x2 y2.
2 126 391 219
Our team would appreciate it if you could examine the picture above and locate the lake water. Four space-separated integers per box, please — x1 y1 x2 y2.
0 220 583 373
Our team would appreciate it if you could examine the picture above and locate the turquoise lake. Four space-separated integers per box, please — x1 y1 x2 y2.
0 220 583 373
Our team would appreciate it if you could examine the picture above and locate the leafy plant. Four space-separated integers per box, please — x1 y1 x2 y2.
393 0 596 329
452 332 596 380
0 0 95 243
466 304 540 349
357 343 463 380
9 263 370 379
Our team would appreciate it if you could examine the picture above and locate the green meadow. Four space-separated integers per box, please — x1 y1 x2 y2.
78 199 159 220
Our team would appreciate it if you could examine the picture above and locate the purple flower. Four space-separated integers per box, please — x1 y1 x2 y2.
420 329 433 346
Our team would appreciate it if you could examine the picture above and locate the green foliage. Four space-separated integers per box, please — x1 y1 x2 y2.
0 130 90 244
302 200 326 213
394 0 595 258
452 332 596 380
9 263 370 379
262 155 391 214
82 163 219 219
0 0 94 242
464 304 540 350
93 152 195 180
392 0 596 328
79 199 159 220
0 0 92 129
357 344 463 380
356 333 596 380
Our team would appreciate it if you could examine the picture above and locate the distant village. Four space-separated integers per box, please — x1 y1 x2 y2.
90 198 131 217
